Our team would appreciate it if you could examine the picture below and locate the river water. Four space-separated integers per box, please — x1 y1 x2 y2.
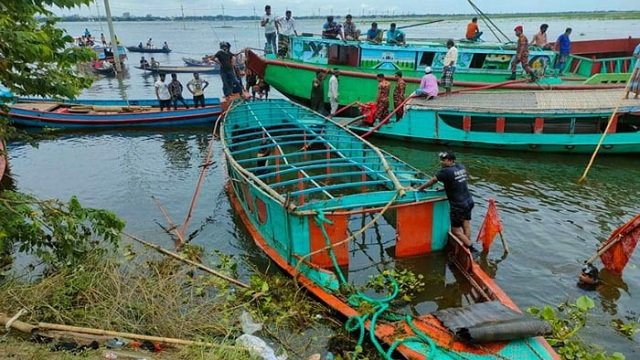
4 17 640 357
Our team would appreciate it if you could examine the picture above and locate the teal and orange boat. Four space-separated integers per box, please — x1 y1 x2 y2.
347 89 640 154
246 36 639 111
221 99 558 359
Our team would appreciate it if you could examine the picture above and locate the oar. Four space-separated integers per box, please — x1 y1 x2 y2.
397 19 444 30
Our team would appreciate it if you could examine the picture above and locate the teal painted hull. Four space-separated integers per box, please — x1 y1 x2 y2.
352 90 640 154
222 99 558 359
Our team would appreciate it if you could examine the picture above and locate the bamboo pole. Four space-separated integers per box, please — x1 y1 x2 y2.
578 72 635 183
151 196 185 250
37 322 245 350
498 230 510 254
586 234 623 265
1 312 36 333
122 232 250 289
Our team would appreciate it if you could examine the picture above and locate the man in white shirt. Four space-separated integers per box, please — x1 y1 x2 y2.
276 10 297 58
260 5 278 55
442 39 458 95
154 73 171 111
328 69 340 118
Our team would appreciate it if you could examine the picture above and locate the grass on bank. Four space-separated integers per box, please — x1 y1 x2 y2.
0 247 369 359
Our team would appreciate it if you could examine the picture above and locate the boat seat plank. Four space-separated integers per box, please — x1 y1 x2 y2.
408 89 640 114
11 102 60 112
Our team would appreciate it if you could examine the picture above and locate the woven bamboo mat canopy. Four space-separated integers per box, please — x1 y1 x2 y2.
407 89 640 114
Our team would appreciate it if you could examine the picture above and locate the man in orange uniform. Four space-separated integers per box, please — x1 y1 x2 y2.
465 17 483 41
507 25 538 82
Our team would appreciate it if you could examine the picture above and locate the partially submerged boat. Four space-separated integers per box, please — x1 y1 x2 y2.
347 89 640 154
221 99 558 359
7 101 222 128
245 36 639 110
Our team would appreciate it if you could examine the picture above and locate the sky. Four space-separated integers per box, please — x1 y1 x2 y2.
54 0 639 18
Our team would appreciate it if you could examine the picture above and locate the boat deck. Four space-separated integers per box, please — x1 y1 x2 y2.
222 100 428 207
408 89 640 114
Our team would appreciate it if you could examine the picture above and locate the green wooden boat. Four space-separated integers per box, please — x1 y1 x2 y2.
246 36 639 111
221 99 559 359
346 89 640 154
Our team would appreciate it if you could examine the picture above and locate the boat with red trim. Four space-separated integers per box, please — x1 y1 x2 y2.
221 98 559 359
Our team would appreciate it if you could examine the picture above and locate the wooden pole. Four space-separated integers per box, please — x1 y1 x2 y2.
586 234 623 265
122 232 250 289
498 230 510 253
37 322 245 350
397 19 444 30
151 196 185 250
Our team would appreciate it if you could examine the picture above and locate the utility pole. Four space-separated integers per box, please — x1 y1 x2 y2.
103 0 122 73
181 4 186 30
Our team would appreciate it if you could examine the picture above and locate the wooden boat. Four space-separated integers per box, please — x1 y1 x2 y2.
245 36 639 111
92 45 127 63
346 89 640 154
7 101 222 129
91 60 116 75
221 99 559 359
126 46 171 54
18 97 221 109
182 57 216 67
135 65 219 74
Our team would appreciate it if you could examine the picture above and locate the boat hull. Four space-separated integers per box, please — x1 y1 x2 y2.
221 99 558 359
135 65 219 74
126 46 171 53
8 103 222 129
350 89 640 154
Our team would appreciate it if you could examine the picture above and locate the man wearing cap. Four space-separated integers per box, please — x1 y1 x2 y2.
343 14 361 41
328 69 340 118
261 5 278 54
417 152 479 258
507 25 537 82
414 67 439 99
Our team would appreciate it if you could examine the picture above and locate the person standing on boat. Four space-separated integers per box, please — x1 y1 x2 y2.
328 69 340 118
154 73 172 111
417 152 479 258
366 22 383 44
373 74 390 124
386 23 405 45
168 73 189 110
310 69 328 114
414 67 438 99
100 33 107 46
465 17 483 42
554 28 572 77
625 42 640 99
343 14 361 41
261 5 278 54
210 41 242 98
442 39 458 95
146 38 153 48
276 10 297 58
187 72 209 108
531 24 551 50
507 25 537 82
393 71 406 121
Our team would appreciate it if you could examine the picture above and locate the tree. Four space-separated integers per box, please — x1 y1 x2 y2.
0 0 124 271
0 0 95 99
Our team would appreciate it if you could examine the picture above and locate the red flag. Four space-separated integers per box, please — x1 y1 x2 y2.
599 214 640 274
476 198 503 253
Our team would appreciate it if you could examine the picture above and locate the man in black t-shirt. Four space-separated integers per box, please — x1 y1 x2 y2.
211 42 241 97
417 151 479 258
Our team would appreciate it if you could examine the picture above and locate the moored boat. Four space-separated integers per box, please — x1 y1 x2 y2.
126 46 171 54
347 89 640 153
182 57 217 67
245 36 639 111
221 99 558 359
135 65 219 74
7 101 222 129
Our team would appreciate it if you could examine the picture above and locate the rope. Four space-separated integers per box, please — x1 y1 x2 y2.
467 0 511 42
578 70 636 182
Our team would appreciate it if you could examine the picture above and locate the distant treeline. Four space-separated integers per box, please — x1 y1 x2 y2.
53 11 640 23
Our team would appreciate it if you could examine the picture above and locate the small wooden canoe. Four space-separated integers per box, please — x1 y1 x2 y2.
221 99 559 359
126 46 171 53
7 101 222 128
